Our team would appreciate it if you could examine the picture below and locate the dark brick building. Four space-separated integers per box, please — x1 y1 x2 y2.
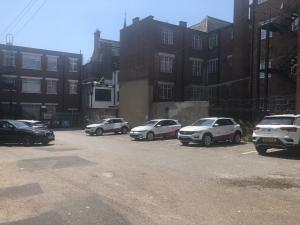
249 0 299 114
0 44 82 126
119 16 234 125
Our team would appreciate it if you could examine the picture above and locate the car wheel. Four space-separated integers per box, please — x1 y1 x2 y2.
203 134 213 147
23 135 34 146
146 132 155 141
255 145 267 155
121 126 129 134
96 128 103 136
232 132 241 144
42 140 50 145
181 141 189 146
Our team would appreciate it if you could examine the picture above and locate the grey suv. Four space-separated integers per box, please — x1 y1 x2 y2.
85 118 130 136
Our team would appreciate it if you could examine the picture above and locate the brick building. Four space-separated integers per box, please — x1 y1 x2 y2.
82 30 120 122
249 0 299 114
119 16 234 125
0 43 82 126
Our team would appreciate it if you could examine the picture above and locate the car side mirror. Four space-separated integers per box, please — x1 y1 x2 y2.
213 123 219 127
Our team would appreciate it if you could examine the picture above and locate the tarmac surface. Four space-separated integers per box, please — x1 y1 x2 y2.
0 130 299 225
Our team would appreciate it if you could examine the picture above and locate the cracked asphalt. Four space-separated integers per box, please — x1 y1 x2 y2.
0 130 299 225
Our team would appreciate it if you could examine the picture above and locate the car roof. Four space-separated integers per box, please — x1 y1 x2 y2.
265 114 300 118
18 120 41 123
201 117 234 120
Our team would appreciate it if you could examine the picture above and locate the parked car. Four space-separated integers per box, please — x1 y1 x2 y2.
85 118 130 136
0 119 55 146
252 114 300 155
18 120 48 129
130 119 181 141
178 117 242 146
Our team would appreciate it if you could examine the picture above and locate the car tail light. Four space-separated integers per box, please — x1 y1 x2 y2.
280 127 298 132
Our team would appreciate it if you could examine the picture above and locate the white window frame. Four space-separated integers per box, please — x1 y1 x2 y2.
158 82 174 100
207 58 219 74
2 50 16 66
192 34 202 50
159 53 175 73
21 52 42 70
69 57 79 72
259 60 272 79
47 55 58 72
21 77 42 94
209 34 218 50
162 29 174 45
46 78 58 94
190 58 203 77
68 80 78 95
258 0 268 5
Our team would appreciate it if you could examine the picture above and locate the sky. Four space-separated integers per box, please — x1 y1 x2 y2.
0 0 234 62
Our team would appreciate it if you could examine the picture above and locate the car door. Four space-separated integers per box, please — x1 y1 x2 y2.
224 119 235 139
112 119 122 131
213 119 227 141
104 119 114 132
153 120 168 137
0 121 15 143
165 120 179 137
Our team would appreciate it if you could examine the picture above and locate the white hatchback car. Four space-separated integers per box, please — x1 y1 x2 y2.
178 117 242 146
130 119 181 141
252 114 300 154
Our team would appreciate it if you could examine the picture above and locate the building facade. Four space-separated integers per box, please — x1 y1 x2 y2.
119 16 233 125
0 44 82 126
249 0 299 114
82 31 120 122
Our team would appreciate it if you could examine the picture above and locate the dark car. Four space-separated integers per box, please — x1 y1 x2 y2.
0 120 55 146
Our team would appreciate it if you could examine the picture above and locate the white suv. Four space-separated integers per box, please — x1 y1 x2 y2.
130 119 181 141
85 118 130 136
252 114 300 154
178 117 242 146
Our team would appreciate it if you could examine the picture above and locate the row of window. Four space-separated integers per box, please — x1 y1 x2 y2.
157 83 219 101
1 77 78 95
159 54 220 75
161 30 231 50
2 50 79 72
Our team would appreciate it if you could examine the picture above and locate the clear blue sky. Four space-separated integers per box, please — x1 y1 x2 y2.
0 0 233 62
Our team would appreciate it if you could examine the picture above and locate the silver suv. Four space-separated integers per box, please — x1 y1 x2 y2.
85 118 130 136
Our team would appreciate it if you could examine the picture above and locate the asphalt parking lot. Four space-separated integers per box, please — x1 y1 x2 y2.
0 130 300 225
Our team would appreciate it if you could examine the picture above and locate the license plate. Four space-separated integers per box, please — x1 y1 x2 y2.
262 138 276 143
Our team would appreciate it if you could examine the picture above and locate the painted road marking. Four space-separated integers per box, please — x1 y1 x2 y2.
242 151 257 155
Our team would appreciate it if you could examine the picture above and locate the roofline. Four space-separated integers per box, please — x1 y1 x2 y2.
0 44 82 56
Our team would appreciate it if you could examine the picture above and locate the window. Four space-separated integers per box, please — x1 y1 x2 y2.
261 29 273 40
291 18 299 32
160 54 174 73
258 0 268 5
47 55 58 71
158 82 173 100
230 30 234 40
260 60 272 79
192 34 202 50
191 59 202 76
162 29 173 45
209 34 218 49
191 87 202 100
69 57 78 72
1 76 16 89
227 55 233 67
46 79 58 94
207 59 219 73
2 50 16 66
95 89 111 102
22 78 41 93
68 80 78 94
22 52 41 70
46 105 56 114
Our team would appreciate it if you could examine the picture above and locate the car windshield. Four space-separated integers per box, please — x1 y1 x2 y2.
192 119 215 127
258 117 295 125
96 119 108 124
10 121 29 128
144 120 159 126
